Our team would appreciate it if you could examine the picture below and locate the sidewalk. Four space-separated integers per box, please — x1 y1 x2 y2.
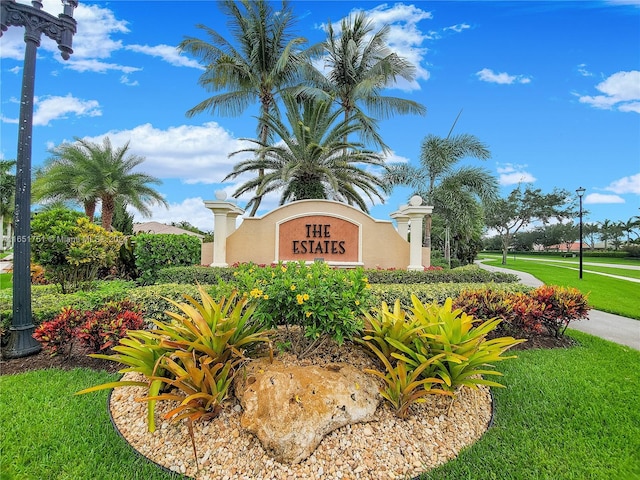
0 253 12 274
475 260 640 351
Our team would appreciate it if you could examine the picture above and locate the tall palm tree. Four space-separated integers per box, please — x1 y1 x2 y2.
385 124 496 252
178 0 312 216
0 160 16 250
224 94 387 212
34 138 167 230
302 11 426 151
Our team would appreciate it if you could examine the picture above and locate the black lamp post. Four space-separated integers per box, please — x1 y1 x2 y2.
576 186 585 280
1 0 78 359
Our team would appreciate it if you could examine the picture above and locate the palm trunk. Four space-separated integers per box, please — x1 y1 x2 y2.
250 97 272 217
101 196 115 231
84 200 96 222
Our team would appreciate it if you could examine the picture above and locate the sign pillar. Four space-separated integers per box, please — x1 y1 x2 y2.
204 193 244 267
400 196 433 271
390 209 410 241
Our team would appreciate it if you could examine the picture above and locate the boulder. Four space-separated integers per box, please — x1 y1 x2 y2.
234 359 380 464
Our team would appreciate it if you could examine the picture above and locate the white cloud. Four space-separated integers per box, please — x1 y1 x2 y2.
63 58 142 74
80 122 251 184
496 163 536 185
584 193 625 204
443 24 471 34
126 44 205 70
577 64 593 77
578 70 640 113
9 66 20 74
476 68 532 85
32 94 102 126
604 173 640 194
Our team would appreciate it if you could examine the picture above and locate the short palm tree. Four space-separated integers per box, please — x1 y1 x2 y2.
224 94 387 212
34 138 167 230
302 11 426 151
385 126 497 252
179 0 313 216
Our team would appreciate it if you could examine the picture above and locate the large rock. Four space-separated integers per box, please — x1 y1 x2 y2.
234 359 380 464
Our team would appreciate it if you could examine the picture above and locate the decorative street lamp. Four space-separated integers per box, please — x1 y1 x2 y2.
1 0 79 359
576 186 586 280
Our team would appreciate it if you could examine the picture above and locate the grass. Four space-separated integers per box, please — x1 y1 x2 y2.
1 332 638 479
419 331 640 479
0 368 179 480
479 254 640 320
0 273 11 290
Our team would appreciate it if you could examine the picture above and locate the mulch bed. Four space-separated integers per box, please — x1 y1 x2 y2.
0 343 121 376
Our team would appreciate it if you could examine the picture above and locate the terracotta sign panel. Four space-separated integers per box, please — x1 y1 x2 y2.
278 215 359 262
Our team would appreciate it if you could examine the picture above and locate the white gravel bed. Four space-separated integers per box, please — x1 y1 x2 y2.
110 354 492 480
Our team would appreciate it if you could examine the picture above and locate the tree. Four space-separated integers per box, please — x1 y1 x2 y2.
225 94 386 212
178 0 311 216
0 160 16 250
302 11 425 150
385 125 496 255
598 219 617 250
112 199 134 235
34 138 167 231
484 185 575 264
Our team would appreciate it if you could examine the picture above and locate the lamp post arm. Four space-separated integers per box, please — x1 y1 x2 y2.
1 0 77 59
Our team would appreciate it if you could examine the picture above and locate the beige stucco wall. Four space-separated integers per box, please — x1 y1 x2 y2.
205 200 410 269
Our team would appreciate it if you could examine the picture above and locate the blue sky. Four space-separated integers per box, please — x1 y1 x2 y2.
1 0 639 232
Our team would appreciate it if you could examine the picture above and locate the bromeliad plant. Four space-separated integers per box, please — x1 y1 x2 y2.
76 285 272 433
358 295 525 417
412 296 525 392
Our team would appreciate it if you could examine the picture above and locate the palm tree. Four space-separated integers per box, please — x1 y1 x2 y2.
178 0 312 216
385 123 496 254
224 94 387 212
0 160 16 250
301 11 426 151
34 138 167 230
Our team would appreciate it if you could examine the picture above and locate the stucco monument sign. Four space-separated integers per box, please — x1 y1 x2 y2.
203 195 432 271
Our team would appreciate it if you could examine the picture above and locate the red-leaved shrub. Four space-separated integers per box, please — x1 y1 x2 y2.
453 286 590 338
33 301 144 356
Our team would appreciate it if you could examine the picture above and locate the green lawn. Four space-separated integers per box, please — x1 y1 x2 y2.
1 332 638 480
479 254 640 320
0 273 12 290
419 331 640 480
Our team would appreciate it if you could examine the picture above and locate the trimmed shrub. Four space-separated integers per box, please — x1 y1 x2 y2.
369 282 531 309
154 265 235 285
364 264 519 284
133 233 201 285
0 281 135 331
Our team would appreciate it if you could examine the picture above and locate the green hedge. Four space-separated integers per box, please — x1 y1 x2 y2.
154 266 235 285
369 282 532 309
133 234 201 285
153 263 519 286
124 283 235 323
0 280 134 331
0 281 235 333
363 264 519 284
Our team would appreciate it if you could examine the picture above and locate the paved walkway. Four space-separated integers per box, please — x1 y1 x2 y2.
475 259 640 351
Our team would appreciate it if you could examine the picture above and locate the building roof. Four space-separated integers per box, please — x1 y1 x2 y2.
133 222 204 239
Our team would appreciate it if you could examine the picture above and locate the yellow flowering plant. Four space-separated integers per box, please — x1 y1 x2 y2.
230 261 372 351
